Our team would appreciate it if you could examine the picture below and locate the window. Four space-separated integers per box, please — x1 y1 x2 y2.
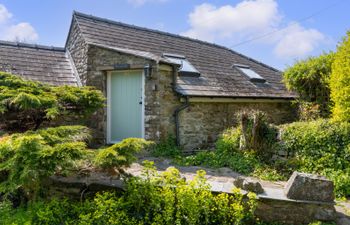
163 53 200 77
233 64 266 83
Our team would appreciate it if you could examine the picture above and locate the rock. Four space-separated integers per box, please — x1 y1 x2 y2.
284 171 334 202
233 177 264 194
336 218 350 225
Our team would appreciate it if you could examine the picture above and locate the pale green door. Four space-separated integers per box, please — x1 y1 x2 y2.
109 70 143 142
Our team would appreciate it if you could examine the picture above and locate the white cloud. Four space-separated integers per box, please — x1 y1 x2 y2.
273 23 324 58
0 4 38 43
0 4 12 24
127 0 168 7
182 0 325 58
182 0 281 42
3 22 38 43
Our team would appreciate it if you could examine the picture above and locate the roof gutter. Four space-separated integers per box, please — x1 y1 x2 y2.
183 96 295 103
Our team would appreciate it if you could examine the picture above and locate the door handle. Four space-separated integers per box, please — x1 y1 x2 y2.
139 101 142 105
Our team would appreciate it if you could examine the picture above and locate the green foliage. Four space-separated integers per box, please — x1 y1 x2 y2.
238 111 278 158
179 118 350 197
94 138 153 171
330 31 350 122
0 200 34 224
0 125 90 197
0 72 105 132
150 135 181 157
0 164 258 225
283 52 335 118
280 119 350 197
216 127 241 155
82 164 257 225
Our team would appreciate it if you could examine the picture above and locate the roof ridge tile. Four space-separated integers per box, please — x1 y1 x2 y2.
0 40 65 52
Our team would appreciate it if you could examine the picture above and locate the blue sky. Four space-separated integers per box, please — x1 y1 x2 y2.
0 0 349 70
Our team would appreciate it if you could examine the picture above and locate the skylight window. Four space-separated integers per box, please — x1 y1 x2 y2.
163 53 200 77
234 64 266 83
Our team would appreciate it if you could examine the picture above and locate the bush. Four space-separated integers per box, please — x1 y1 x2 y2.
0 164 258 225
0 72 105 132
94 138 153 173
280 119 350 197
150 135 181 158
0 125 90 197
283 52 334 118
330 31 350 122
216 127 241 155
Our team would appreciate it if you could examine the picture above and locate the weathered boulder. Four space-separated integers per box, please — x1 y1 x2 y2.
284 172 334 202
233 177 264 194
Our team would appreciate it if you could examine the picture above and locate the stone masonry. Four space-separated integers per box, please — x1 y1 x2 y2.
178 101 295 150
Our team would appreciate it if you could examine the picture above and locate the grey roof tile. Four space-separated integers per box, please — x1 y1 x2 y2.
0 41 78 86
73 11 295 99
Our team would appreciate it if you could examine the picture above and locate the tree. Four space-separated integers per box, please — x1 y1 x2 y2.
330 31 350 122
0 72 105 132
283 52 334 119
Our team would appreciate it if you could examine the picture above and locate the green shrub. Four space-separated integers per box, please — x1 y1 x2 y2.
238 111 278 159
150 135 181 157
216 127 241 154
94 138 153 172
283 52 334 118
0 72 105 132
0 125 90 197
0 164 258 225
330 31 350 122
80 163 257 225
280 119 350 197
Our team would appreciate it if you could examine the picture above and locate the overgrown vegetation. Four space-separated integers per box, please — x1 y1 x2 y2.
283 52 334 119
0 164 258 225
0 126 151 201
178 116 350 198
330 31 350 122
280 120 350 198
175 113 288 182
0 72 105 132
0 125 90 198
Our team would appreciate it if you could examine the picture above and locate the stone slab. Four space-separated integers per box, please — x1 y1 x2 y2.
284 172 334 202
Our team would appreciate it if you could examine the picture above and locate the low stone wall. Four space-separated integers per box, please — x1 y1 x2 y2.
256 198 335 224
45 171 338 225
179 101 296 150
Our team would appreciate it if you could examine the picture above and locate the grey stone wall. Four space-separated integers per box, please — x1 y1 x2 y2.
66 20 88 85
178 102 296 150
86 46 161 145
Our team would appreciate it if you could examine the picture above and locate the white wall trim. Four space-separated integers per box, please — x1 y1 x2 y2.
141 69 145 139
106 71 112 143
106 70 145 144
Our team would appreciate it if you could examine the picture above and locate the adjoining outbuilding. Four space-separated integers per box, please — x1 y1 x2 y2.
0 11 296 150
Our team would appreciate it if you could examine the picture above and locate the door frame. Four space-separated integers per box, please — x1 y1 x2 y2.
106 70 145 144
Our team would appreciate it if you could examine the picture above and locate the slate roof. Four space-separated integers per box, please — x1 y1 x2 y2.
72 11 295 99
0 41 78 86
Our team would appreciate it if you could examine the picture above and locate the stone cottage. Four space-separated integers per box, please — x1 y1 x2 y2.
0 11 296 150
